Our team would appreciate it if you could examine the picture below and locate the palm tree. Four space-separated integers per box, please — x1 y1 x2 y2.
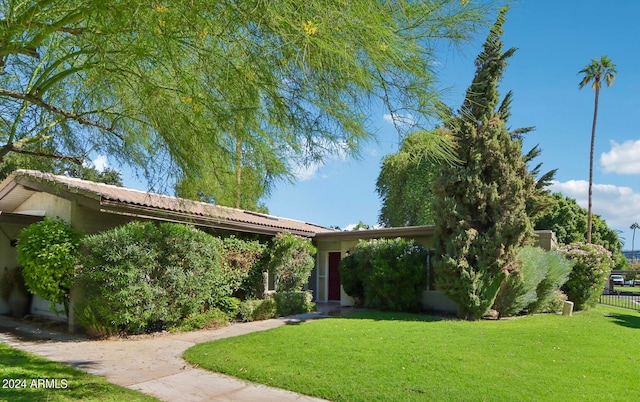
631 222 640 262
579 56 617 243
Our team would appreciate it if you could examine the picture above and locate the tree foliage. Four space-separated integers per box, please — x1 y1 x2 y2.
0 150 122 185
533 193 627 270
578 56 617 243
432 8 535 320
0 0 489 208
376 129 446 227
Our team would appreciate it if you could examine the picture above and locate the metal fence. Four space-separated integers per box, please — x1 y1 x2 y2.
599 290 640 311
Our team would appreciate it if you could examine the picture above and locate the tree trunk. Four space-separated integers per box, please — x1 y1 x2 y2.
235 137 242 209
587 87 599 244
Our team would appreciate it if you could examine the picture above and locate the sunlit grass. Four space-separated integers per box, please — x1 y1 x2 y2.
0 343 157 402
185 306 640 401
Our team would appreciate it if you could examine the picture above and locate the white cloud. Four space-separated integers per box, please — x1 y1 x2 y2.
290 139 349 181
549 180 640 227
83 155 109 172
601 139 640 174
292 163 322 181
383 112 416 127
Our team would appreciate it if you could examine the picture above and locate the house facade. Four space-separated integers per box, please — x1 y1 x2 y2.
0 170 333 322
311 226 557 313
0 170 557 323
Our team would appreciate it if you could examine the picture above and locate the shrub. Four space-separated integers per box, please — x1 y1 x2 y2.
493 269 527 318
213 296 241 320
16 217 82 314
77 222 228 334
273 291 315 316
339 238 428 312
494 247 575 317
528 250 573 314
338 241 374 306
540 290 568 314
365 239 428 312
222 236 266 299
76 304 119 338
239 299 277 322
494 247 547 318
559 242 613 310
269 232 316 292
172 308 230 332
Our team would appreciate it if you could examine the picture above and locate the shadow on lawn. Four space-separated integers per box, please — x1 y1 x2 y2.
607 313 640 329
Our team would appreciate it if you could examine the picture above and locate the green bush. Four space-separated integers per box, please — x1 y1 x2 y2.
338 242 373 306
269 232 316 292
77 222 229 334
494 247 575 317
365 239 428 312
16 217 82 314
239 299 277 322
213 296 241 320
528 250 573 314
172 308 230 332
339 238 428 312
493 269 527 318
273 291 315 316
76 304 119 338
222 236 266 299
540 290 568 314
559 242 613 311
494 247 547 318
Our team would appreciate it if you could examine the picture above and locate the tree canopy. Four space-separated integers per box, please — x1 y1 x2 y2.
534 192 627 270
0 0 490 208
432 8 535 320
578 55 617 243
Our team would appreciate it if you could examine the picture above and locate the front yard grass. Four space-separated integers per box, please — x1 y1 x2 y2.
184 305 640 401
0 343 157 402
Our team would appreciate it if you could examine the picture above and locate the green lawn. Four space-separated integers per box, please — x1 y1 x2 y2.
613 285 640 293
185 305 640 401
0 343 157 402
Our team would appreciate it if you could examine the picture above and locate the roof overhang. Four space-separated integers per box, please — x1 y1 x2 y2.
314 225 435 242
98 200 320 238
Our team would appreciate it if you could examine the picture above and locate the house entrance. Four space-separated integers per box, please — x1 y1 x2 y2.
328 251 342 301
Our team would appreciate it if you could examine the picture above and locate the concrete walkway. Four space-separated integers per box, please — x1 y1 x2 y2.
0 309 339 401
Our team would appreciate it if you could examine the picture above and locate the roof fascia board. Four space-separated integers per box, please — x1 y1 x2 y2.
315 226 436 241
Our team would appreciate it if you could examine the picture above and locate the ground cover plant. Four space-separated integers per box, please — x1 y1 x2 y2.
0 343 157 402
184 305 640 401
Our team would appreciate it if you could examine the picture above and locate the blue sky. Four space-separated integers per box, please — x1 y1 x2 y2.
113 1 640 249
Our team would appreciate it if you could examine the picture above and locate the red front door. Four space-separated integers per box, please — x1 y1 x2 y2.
328 252 342 301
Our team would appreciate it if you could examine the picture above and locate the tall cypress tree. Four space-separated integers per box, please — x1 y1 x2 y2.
432 8 535 320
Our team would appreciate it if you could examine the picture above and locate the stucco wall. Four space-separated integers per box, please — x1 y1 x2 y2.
15 192 71 221
70 203 133 234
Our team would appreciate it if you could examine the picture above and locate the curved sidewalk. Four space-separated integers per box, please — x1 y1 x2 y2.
0 311 332 401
